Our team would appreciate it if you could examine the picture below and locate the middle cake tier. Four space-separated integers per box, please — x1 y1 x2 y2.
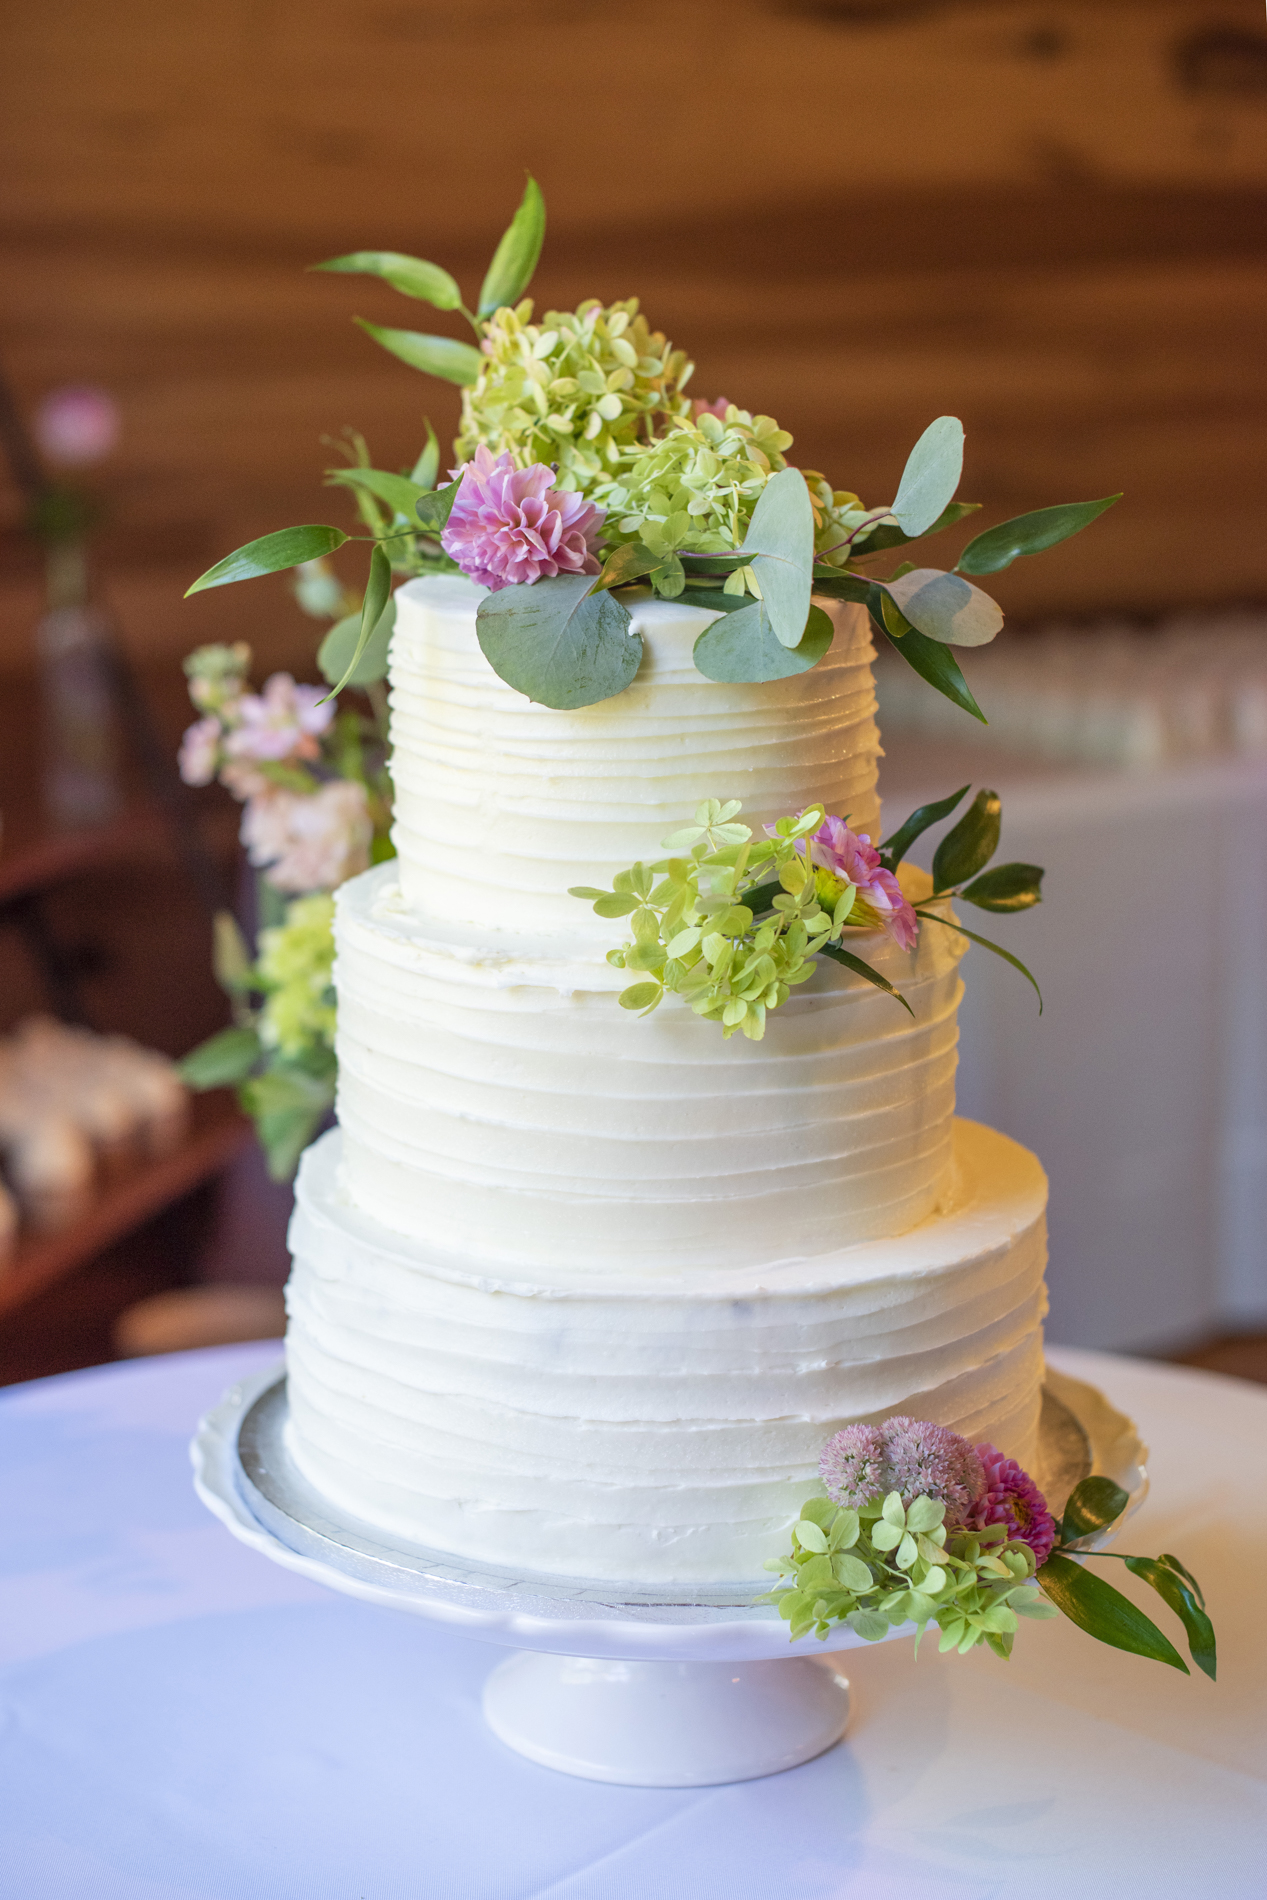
335 861 968 1268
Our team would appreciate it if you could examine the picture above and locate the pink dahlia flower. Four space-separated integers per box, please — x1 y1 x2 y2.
810 815 918 951
441 446 605 592
225 673 333 765
968 1444 1057 1566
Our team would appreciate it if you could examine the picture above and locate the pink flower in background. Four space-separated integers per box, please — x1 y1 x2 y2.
968 1444 1057 1567
35 385 120 466
241 781 371 893
881 1418 985 1528
810 815 918 951
177 716 222 787
225 673 334 765
692 397 732 421
441 446 605 591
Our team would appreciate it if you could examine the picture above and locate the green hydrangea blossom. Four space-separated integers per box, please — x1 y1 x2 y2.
765 1493 1056 1656
593 407 795 560
256 894 337 1060
456 297 693 498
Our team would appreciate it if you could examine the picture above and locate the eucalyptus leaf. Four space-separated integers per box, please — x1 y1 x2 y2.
891 416 965 538
877 619 986 724
693 599 833 683
1061 1475 1131 1542
1124 1557 1217 1681
318 595 396 688
957 495 1122 576
326 465 428 520
410 421 440 491
960 862 1044 912
478 174 546 317
416 476 463 532
877 785 970 873
310 250 462 311
354 320 483 386
324 543 392 700
186 524 348 595
916 910 1043 1012
241 1064 334 1182
932 789 1001 889
476 573 643 710
212 909 254 993
179 1025 262 1090
681 587 749 614
737 467 815 646
880 568 1003 647
820 941 914 1015
1037 1553 1188 1672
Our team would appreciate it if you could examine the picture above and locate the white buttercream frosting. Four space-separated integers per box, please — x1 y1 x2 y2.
335 860 966 1266
281 574 1050 1586
285 1121 1048 1582
387 576 882 937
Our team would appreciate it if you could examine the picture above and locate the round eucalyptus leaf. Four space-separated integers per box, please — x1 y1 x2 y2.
476 574 643 709
880 568 1003 647
692 601 833 683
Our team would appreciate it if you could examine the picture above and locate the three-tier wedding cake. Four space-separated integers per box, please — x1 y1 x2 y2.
282 578 1047 1583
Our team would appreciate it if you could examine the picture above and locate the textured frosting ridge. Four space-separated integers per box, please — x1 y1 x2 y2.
388 575 882 936
335 862 966 1267
285 1122 1048 1582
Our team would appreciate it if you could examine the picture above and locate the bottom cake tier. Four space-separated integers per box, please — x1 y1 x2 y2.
283 1120 1048 1584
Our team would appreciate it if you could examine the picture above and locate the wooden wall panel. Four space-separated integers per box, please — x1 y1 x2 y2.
1 0 1265 672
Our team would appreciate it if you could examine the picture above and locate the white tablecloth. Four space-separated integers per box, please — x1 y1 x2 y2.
2 1343 1263 1899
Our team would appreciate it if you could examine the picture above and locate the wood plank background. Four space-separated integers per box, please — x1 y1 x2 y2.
2 0 1265 674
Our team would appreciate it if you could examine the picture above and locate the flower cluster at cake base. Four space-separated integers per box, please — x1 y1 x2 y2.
572 783 1044 1038
765 1418 1216 1679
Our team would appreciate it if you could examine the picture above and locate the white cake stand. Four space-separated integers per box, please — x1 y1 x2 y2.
192 1366 1145 1788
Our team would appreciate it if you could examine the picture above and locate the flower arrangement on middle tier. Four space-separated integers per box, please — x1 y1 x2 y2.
573 784 1044 1037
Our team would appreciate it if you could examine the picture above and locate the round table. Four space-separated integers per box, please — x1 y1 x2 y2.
1 1344 1263 1898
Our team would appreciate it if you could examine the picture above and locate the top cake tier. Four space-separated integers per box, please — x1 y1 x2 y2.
388 576 882 937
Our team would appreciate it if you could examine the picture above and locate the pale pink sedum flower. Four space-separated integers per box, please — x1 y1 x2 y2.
810 815 918 951
968 1444 1056 1566
225 673 334 765
881 1417 985 1528
441 445 605 591
241 781 371 893
178 716 222 787
36 385 120 466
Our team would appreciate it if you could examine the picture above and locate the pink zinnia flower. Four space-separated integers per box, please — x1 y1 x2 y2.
810 815 918 951
225 673 334 765
178 715 222 787
967 1444 1057 1566
241 781 371 893
441 446 605 592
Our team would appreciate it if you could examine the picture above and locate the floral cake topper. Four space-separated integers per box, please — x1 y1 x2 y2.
182 175 1119 720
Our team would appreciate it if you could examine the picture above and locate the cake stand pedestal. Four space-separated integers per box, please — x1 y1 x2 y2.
192 1368 1145 1788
